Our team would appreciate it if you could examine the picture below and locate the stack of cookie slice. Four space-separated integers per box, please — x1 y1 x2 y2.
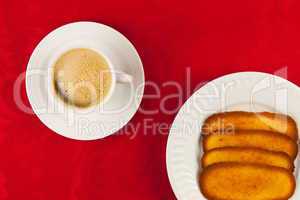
199 111 298 200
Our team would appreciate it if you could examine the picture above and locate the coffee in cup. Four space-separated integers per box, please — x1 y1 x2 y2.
52 48 113 108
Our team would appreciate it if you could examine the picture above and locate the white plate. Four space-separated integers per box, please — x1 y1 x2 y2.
26 22 145 140
166 72 300 200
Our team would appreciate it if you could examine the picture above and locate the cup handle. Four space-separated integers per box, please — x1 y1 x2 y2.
115 71 133 83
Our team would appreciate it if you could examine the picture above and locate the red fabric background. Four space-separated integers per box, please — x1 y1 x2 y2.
1 0 300 199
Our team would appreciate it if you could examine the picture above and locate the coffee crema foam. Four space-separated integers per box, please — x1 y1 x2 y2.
53 48 112 108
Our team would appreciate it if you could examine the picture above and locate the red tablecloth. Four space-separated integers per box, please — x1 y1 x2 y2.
1 0 300 199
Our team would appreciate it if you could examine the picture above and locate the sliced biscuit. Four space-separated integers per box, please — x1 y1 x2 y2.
203 130 298 159
200 163 296 200
202 111 298 140
201 147 294 170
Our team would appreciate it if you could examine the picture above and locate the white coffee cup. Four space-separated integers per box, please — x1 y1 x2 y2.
47 43 133 112
26 21 145 140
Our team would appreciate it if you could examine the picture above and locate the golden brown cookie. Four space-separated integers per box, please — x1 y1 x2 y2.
203 130 298 159
202 111 298 140
201 147 294 171
199 163 296 200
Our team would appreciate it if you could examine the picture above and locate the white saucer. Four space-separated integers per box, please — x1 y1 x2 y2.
26 22 145 140
166 72 300 200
